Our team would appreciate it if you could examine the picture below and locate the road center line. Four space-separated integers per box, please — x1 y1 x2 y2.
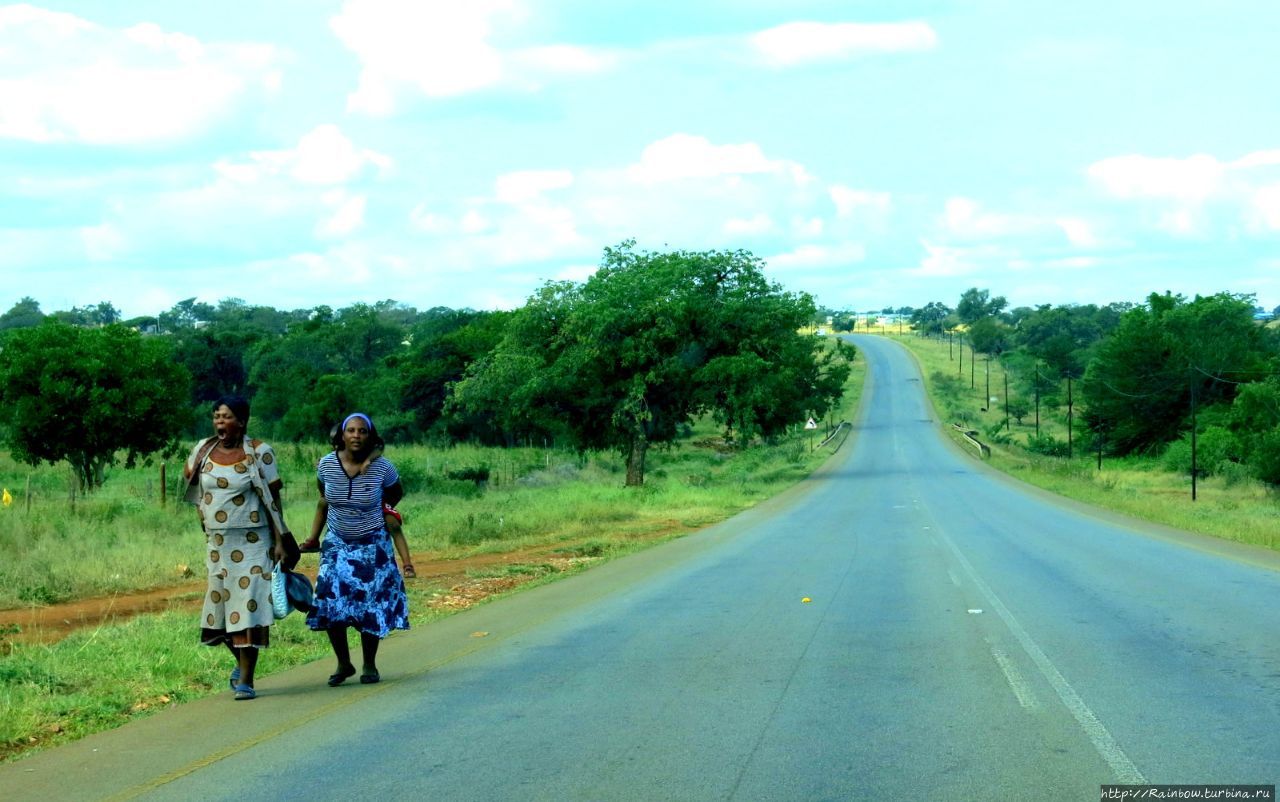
937 530 1146 784
989 646 1039 709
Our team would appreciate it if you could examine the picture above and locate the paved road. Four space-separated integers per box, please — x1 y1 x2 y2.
6 335 1279 801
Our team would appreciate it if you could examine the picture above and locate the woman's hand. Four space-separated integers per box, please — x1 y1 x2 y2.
272 540 288 565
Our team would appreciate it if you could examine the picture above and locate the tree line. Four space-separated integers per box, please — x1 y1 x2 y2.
0 244 851 489
905 288 1280 486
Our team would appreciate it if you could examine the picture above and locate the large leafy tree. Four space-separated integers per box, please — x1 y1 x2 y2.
246 303 409 441
910 301 953 335
956 287 1007 325
394 307 511 440
450 243 851 485
0 322 191 488
1081 292 1277 454
0 297 45 330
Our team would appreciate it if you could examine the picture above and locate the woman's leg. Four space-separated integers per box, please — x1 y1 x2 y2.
360 631 380 681
326 626 357 685
327 625 353 669
237 646 260 687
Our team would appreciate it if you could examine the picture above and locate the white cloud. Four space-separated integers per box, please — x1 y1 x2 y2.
724 213 775 235
237 124 392 186
316 192 367 238
511 45 616 75
494 169 574 203
829 185 891 218
942 197 1037 238
332 0 518 113
1087 153 1223 202
627 133 798 184
910 241 997 278
767 243 865 271
751 20 937 67
80 222 126 261
1247 185 1280 231
1056 217 1099 247
555 263 597 282
0 5 279 144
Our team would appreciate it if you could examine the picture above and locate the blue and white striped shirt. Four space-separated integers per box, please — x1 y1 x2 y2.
317 452 400 540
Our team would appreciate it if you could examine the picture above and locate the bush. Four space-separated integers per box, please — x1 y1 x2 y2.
1246 430 1280 486
1026 434 1070 457
1162 427 1241 477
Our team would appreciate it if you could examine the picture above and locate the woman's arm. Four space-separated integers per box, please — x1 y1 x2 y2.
383 480 404 510
299 478 327 551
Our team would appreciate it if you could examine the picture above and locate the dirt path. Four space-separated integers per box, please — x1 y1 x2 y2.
0 545 597 646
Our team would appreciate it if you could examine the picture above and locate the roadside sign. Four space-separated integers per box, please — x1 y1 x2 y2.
805 418 817 430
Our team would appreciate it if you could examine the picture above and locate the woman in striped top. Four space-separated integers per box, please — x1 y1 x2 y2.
305 413 410 686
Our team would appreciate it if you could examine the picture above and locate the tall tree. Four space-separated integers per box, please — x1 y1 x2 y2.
0 297 45 330
450 243 850 485
1081 292 1277 454
956 287 1007 324
0 322 191 488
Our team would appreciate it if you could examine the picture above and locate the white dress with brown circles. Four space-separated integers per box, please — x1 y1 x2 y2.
195 447 279 647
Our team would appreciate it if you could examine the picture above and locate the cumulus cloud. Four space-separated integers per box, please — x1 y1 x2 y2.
222 124 392 186
767 242 866 271
1087 148 1280 237
494 169 574 203
1087 153 1224 202
0 4 280 144
942 197 1042 239
316 192 367 238
1056 217 1099 247
829 185 891 218
626 133 808 185
751 20 937 67
724 213 775 235
332 0 613 114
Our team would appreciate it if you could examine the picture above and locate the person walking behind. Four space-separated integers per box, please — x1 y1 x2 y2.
305 413 409 686
183 395 293 701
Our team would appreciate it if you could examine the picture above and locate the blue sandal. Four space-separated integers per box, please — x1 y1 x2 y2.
229 667 241 691
233 684 257 701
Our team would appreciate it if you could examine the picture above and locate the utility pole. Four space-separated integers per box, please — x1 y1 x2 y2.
1003 364 1010 431
1067 375 1074 459
1034 365 1041 439
1190 375 1198 502
970 344 976 389
985 355 991 411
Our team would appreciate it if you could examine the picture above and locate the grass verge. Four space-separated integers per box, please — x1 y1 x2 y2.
890 331 1280 552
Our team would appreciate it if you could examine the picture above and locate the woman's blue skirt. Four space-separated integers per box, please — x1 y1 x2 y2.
306 529 409 638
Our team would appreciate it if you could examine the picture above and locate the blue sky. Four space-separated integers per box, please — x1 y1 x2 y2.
2 0 1278 320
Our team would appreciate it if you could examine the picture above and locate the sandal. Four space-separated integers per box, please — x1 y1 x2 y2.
360 670 380 684
229 667 241 691
233 684 257 701
327 665 357 687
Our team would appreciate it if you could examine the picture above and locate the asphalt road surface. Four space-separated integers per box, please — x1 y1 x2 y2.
6 335 1279 801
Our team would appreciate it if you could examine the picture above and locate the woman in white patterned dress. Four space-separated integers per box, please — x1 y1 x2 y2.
184 395 293 701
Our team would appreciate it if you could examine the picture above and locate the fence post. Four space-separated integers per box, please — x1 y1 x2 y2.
160 463 167 507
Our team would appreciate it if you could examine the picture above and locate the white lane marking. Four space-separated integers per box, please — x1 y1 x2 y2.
991 647 1039 709
947 568 961 587
938 531 1146 784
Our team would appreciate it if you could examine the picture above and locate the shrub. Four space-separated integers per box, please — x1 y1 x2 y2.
1026 434 1069 457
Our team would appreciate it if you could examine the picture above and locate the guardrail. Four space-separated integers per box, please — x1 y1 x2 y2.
817 421 851 452
951 422 990 458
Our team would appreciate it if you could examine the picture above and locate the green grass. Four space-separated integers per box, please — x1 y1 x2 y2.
0 341 866 760
892 332 1280 551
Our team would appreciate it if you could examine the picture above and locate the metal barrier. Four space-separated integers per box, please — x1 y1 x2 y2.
951 422 990 458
